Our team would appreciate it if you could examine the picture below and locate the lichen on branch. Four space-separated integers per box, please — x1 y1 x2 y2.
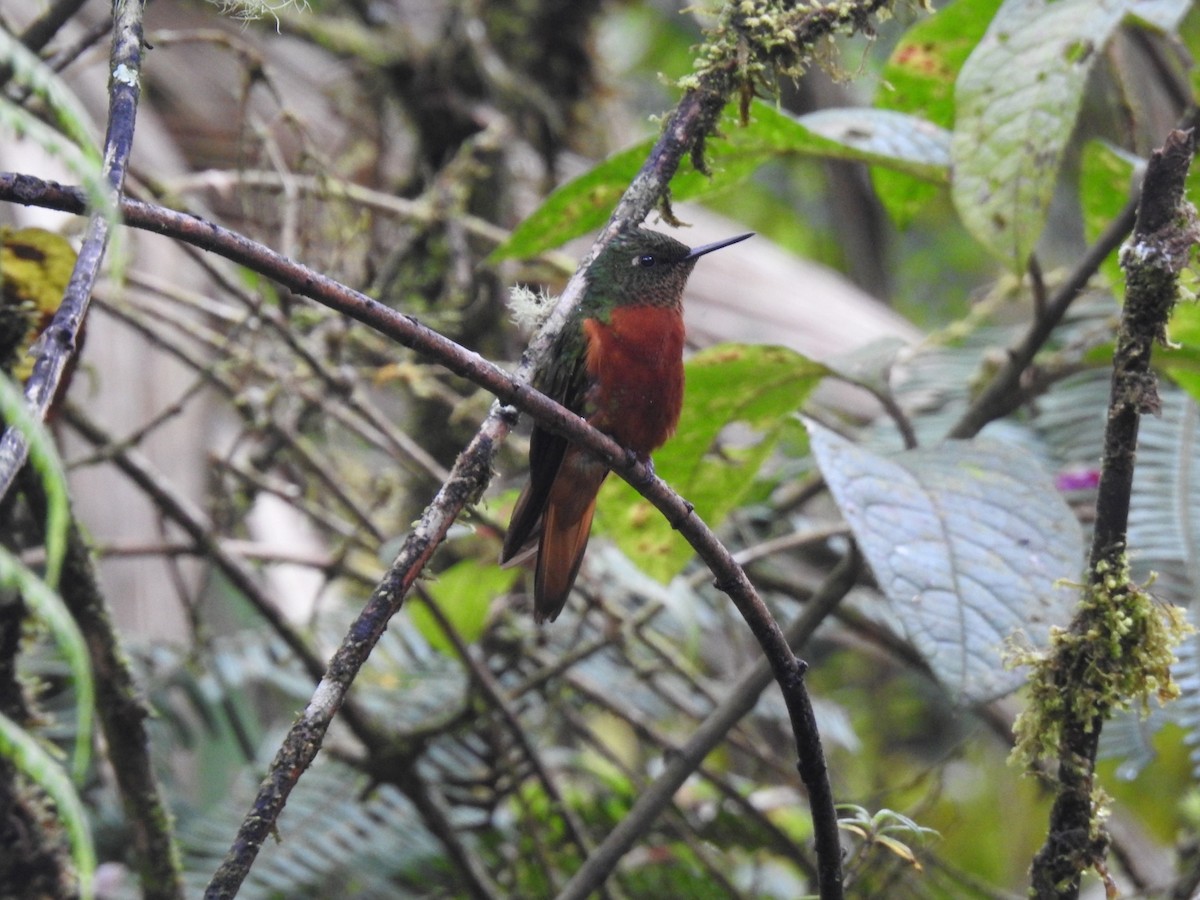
1010 561 1189 771
684 0 903 91
661 0 904 196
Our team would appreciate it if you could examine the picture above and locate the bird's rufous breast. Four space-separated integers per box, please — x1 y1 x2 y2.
583 305 685 456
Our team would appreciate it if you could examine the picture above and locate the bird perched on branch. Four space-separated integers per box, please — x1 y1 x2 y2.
501 227 752 623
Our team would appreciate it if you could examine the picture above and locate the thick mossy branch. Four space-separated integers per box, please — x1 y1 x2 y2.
683 0 907 96
1022 128 1198 900
664 0 903 205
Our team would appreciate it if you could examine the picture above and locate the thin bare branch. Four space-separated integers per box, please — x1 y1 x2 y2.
0 0 145 500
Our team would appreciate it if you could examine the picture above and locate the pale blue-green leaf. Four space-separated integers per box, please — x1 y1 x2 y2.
0 711 95 897
1126 391 1200 605
807 420 1083 701
1128 0 1192 29
0 546 93 783
797 108 950 180
951 0 1132 268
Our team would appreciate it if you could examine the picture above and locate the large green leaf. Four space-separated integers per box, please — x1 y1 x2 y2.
874 0 1004 225
807 420 1083 702
951 0 1132 268
596 344 827 582
492 102 948 261
1163 302 1200 400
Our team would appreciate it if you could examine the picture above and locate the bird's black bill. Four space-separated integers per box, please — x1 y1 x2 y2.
684 232 754 260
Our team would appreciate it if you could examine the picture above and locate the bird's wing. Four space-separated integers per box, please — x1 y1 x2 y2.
500 321 591 563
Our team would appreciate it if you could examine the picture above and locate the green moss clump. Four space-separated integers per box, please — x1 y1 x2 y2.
1010 557 1190 772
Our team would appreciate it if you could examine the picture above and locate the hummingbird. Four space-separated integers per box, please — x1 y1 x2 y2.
501 227 753 623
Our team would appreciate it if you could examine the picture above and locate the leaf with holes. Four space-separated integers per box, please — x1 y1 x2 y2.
807 420 1083 701
951 0 1131 268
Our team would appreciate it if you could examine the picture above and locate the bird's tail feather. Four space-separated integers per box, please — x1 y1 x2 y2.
534 454 606 622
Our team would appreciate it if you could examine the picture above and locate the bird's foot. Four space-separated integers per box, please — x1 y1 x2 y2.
625 449 655 480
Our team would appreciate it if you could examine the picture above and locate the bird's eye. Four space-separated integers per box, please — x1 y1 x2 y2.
634 254 657 268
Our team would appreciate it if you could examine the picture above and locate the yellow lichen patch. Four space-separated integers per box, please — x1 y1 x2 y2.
0 227 76 380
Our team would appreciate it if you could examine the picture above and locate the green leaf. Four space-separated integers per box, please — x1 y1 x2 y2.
597 345 828 581
878 0 1007 130
1079 139 1140 296
492 102 948 261
0 711 95 898
807 420 1083 701
409 559 516 654
0 546 94 783
1163 302 1200 394
951 0 1132 268
491 142 645 262
874 0 1004 226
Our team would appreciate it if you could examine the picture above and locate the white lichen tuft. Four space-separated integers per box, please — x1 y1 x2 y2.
509 284 556 332
207 0 309 24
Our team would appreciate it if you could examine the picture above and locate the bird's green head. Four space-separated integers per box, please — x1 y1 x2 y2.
581 227 752 316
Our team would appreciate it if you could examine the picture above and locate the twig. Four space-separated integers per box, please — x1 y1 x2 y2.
946 197 1138 440
4 0 91 66
0 0 145 502
1026 128 1198 899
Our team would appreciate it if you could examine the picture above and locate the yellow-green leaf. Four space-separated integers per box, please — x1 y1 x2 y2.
409 559 517 654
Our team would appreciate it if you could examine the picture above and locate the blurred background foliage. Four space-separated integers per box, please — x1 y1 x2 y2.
3 0 1200 897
